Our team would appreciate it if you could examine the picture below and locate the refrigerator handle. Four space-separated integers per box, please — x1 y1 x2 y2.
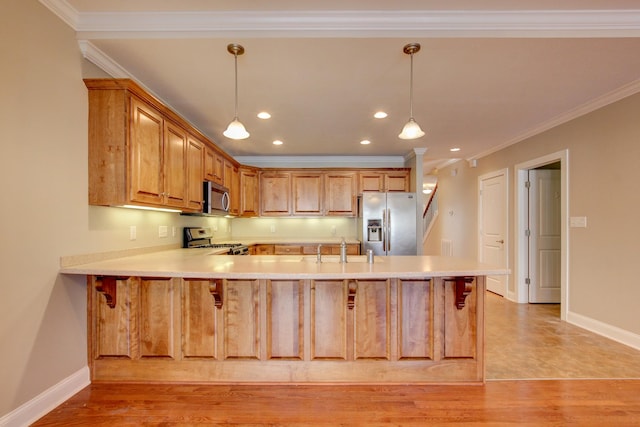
382 209 387 252
387 208 391 253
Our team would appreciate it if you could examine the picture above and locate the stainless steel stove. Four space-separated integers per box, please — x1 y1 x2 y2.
183 227 249 255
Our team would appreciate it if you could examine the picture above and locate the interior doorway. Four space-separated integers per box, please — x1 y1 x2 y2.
514 150 569 320
527 164 561 303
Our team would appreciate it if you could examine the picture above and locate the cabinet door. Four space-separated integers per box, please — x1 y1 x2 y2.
358 171 385 193
204 147 215 182
163 121 188 208
354 280 391 360
129 97 164 205
185 136 204 211
311 280 347 360
386 171 410 192
292 172 323 216
230 164 240 215
260 172 291 216
324 172 356 216
239 168 259 217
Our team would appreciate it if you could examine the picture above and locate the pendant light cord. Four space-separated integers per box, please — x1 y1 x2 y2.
409 51 414 120
233 52 239 120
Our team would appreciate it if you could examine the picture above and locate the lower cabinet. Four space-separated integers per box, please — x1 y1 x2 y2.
88 275 483 383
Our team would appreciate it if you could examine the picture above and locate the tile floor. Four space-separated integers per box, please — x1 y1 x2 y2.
485 292 640 380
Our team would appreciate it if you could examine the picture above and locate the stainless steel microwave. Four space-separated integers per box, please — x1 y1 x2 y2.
203 181 230 215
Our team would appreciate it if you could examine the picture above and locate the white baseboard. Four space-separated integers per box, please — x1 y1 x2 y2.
567 310 640 351
0 366 90 427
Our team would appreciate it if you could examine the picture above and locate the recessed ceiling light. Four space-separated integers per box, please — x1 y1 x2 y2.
360 140 371 145
272 140 283 145
450 147 461 152
374 111 388 119
257 112 271 119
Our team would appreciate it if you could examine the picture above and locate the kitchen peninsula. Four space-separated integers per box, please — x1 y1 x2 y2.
61 250 506 384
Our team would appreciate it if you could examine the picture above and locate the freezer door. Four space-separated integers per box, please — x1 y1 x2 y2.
361 192 386 256
386 193 417 255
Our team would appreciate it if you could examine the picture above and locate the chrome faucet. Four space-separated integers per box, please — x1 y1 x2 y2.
316 244 322 263
339 238 348 263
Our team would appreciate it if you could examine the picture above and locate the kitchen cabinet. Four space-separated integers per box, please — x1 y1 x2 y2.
358 169 410 193
162 120 188 208
239 167 259 217
260 171 291 216
185 135 204 211
85 272 484 383
292 172 323 216
274 245 303 255
324 172 357 216
224 160 240 216
254 244 274 255
204 146 224 185
85 79 230 213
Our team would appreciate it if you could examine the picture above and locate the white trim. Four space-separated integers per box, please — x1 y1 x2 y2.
77 40 130 78
0 367 90 427
37 0 79 29
37 2 640 38
234 155 407 168
474 78 640 161
567 311 640 351
514 150 569 320
76 10 640 39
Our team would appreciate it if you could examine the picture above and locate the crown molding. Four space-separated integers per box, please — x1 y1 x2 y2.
39 1 640 38
38 0 78 29
77 40 130 78
234 155 407 168
472 76 640 161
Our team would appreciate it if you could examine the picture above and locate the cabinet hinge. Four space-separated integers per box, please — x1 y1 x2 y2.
525 180 531 189
525 278 531 285
525 229 531 237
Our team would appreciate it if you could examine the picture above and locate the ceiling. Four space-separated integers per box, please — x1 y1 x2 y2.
44 0 640 171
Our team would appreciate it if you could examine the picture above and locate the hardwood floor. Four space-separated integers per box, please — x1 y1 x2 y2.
30 381 640 426
32 292 640 426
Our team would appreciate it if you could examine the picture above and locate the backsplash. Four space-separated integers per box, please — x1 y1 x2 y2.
230 217 357 240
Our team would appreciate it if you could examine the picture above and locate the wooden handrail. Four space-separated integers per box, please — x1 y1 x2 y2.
422 184 438 218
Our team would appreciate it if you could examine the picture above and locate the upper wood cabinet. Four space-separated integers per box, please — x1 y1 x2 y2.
85 78 239 213
204 147 224 185
324 172 357 216
358 170 410 193
186 135 204 211
224 160 240 216
292 172 323 216
260 171 292 216
239 167 259 217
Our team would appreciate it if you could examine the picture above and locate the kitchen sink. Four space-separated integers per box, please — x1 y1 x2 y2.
301 255 382 263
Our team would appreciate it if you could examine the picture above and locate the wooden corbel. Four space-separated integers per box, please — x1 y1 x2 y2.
453 277 474 310
95 276 128 309
208 279 223 309
347 281 358 310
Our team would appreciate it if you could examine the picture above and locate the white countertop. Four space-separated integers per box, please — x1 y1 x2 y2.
60 249 508 280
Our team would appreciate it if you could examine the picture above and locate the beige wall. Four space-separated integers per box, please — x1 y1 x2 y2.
425 91 640 337
0 0 230 418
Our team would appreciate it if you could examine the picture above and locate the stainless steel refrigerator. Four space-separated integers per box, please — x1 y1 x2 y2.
358 192 417 256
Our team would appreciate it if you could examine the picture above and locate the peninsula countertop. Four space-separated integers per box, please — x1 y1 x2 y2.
60 249 508 280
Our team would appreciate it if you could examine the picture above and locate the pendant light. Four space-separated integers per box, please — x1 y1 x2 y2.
223 43 250 140
398 43 425 140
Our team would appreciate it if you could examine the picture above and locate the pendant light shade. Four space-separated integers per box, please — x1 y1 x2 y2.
398 43 425 140
223 43 249 140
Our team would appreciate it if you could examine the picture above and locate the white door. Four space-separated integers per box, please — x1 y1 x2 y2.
528 169 561 303
479 170 508 296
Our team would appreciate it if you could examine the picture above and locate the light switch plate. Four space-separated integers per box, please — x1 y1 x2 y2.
159 225 168 238
570 216 587 228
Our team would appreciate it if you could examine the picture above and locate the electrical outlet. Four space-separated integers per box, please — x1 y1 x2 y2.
172 226 176 237
159 225 168 238
212 225 218 232
270 225 276 233
129 225 136 241
331 225 336 236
